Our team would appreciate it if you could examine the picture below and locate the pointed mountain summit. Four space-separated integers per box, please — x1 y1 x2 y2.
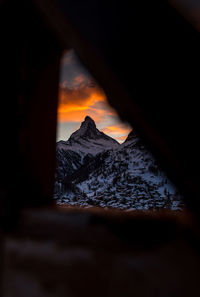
57 116 119 156
69 116 119 143
69 116 99 140
83 115 96 125
80 116 97 133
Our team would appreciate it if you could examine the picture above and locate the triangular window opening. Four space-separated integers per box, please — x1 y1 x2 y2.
55 49 184 211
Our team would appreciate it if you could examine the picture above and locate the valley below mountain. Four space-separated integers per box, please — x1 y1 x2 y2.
55 116 184 211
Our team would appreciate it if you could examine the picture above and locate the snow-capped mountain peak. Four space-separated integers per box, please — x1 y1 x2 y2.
69 116 100 140
57 116 119 156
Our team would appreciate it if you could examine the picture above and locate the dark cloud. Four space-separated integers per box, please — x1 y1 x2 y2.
60 49 92 86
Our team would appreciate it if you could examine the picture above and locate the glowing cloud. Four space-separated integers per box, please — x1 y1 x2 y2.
58 80 115 123
57 49 132 143
102 125 131 142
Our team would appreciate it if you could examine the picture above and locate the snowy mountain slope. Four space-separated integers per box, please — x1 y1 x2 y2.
55 117 184 210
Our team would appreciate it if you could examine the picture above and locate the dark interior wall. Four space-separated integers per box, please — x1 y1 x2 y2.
0 0 62 227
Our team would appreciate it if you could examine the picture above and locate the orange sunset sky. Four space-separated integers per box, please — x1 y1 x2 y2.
57 50 132 143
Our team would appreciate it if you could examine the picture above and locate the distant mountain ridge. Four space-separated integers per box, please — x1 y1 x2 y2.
55 116 183 210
